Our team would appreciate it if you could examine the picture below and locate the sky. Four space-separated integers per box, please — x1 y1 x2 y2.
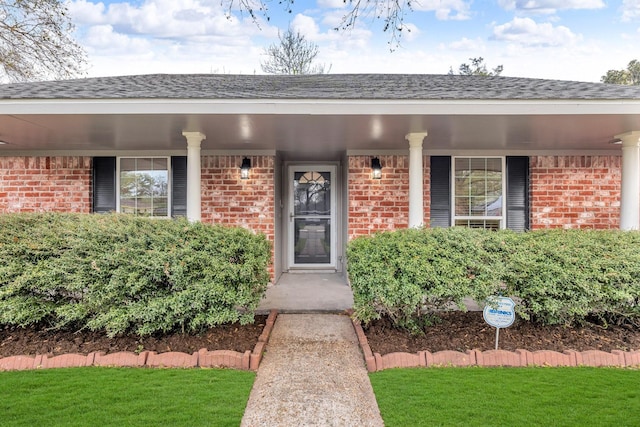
67 0 640 82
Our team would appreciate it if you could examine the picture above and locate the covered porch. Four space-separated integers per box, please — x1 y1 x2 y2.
1 74 640 284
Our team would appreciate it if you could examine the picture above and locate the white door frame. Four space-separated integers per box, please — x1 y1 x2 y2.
286 164 338 270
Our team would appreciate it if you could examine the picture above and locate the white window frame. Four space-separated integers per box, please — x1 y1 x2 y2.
116 156 172 218
451 156 506 230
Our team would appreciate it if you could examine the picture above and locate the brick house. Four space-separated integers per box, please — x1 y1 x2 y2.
1 74 639 282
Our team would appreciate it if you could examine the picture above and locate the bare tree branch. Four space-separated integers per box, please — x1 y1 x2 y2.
261 29 329 75
222 0 413 48
0 0 87 82
338 0 413 49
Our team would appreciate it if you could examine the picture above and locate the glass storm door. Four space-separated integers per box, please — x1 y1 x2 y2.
288 165 337 269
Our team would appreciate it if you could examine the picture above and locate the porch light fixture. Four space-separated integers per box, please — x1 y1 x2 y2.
240 157 251 179
371 157 382 179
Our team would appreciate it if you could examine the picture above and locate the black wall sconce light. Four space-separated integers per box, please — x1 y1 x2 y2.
371 157 382 179
241 157 251 179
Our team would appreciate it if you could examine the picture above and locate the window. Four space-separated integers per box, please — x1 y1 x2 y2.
430 156 528 231
453 157 505 230
117 157 170 218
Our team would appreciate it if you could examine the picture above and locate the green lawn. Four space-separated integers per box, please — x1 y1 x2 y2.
0 367 255 427
370 367 640 427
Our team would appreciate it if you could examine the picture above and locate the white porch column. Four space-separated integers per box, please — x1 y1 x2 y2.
182 131 206 222
406 132 428 228
618 131 640 230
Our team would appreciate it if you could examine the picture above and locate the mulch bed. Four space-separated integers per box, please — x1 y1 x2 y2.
0 316 268 357
364 311 640 355
2 312 639 359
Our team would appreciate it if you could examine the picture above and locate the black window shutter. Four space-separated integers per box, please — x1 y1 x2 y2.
430 156 451 228
171 156 187 218
92 157 116 213
506 156 529 231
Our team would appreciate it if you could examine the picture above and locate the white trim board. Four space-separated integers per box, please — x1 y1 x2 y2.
2 99 640 116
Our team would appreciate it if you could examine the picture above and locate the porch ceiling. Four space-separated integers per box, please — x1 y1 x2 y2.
1 103 639 157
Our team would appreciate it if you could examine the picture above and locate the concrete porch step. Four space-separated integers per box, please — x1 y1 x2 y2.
256 273 354 314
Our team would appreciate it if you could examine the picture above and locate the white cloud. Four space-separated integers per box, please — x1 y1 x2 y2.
317 0 346 8
321 9 348 28
288 13 372 48
68 0 108 25
70 0 279 76
440 37 485 51
70 0 268 39
291 14 322 39
498 0 605 14
491 17 581 46
324 48 443 74
83 24 151 53
109 1 228 38
412 0 472 20
329 27 373 49
622 0 640 21
401 23 420 42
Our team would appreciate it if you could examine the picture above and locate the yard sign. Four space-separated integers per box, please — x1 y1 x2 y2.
483 297 516 350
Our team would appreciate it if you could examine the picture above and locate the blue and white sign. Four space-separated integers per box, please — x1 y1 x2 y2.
483 297 516 329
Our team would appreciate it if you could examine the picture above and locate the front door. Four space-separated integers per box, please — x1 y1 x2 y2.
288 165 337 269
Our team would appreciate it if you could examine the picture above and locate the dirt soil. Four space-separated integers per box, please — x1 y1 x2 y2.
364 311 640 355
0 316 267 357
2 312 639 358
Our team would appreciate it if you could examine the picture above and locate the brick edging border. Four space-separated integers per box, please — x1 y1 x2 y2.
350 317 640 372
0 310 278 372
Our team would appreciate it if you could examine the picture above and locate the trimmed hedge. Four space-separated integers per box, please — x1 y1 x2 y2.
0 213 271 337
347 227 640 329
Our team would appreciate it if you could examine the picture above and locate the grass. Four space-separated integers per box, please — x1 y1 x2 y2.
0 367 255 427
370 367 640 427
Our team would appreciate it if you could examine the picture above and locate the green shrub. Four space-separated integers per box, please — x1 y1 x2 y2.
0 213 271 336
347 228 640 329
502 229 640 326
347 228 506 330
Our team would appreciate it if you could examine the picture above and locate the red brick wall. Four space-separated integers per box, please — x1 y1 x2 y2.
348 155 431 240
200 155 275 278
0 156 92 213
530 155 621 229
349 156 420 239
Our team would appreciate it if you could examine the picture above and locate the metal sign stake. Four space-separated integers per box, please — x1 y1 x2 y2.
495 327 500 350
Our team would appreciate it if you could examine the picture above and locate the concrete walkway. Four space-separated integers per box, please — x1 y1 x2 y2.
256 273 354 314
241 314 384 427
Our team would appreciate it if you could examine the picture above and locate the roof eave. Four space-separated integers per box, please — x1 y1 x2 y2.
1 98 640 116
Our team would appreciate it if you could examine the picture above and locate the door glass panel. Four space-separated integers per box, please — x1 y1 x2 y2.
294 171 331 216
291 170 332 266
294 218 331 264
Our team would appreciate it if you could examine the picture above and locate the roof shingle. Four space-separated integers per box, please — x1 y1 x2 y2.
1 74 640 100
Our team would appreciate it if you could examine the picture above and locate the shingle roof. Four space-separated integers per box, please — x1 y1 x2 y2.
2 74 640 100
